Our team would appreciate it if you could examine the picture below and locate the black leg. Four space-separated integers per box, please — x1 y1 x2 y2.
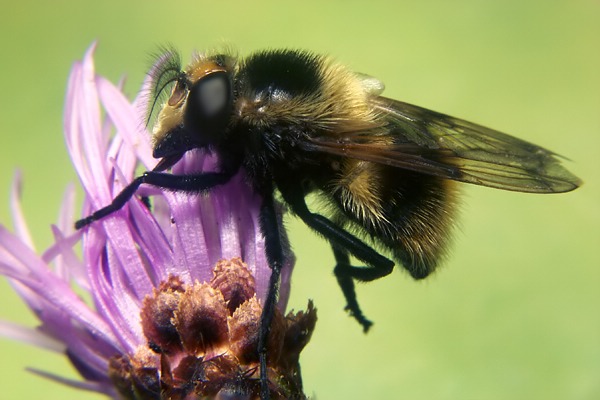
75 171 233 229
278 185 394 331
257 191 285 400
332 245 372 332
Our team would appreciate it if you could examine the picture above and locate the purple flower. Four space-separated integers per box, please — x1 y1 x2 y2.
0 44 315 399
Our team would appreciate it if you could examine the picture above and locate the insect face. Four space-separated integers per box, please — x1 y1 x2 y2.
152 56 235 159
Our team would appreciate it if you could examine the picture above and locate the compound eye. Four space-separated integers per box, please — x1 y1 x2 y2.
185 71 232 136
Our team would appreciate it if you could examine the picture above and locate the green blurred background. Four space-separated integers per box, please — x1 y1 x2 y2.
0 1 598 399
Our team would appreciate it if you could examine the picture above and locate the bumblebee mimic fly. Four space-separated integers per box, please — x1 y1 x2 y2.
76 47 581 397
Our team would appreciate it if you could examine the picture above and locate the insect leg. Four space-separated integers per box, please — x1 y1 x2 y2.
331 245 373 332
257 190 285 400
75 171 233 229
279 185 394 331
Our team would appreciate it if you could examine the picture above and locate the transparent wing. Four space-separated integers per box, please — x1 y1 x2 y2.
304 97 581 193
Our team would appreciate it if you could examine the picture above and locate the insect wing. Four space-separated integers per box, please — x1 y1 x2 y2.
306 97 581 193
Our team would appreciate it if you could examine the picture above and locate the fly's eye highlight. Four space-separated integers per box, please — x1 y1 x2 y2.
185 71 233 136
194 74 228 116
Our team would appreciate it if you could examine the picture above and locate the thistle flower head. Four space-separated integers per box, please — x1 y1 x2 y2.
0 44 316 399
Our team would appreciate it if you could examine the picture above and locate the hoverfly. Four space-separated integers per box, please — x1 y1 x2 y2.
76 48 581 398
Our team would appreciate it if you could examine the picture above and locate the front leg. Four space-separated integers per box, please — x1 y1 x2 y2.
75 171 234 229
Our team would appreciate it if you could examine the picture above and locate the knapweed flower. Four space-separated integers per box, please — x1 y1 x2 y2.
0 44 316 399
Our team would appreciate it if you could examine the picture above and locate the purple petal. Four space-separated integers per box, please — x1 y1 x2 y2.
0 321 64 352
96 75 155 170
27 368 117 397
9 170 34 249
0 227 118 349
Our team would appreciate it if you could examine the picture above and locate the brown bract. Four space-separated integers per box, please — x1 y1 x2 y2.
109 258 317 399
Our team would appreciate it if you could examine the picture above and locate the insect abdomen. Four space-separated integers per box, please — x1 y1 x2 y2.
331 159 459 279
